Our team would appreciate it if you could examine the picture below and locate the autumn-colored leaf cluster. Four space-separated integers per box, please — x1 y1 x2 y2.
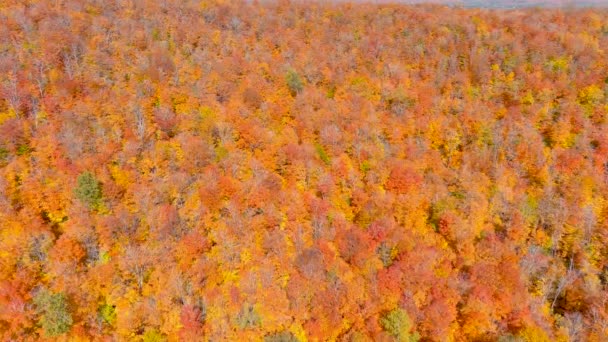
1 0 608 341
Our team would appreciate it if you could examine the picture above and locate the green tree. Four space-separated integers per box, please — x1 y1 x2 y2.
74 171 102 209
33 290 73 337
264 331 299 342
380 308 420 342
235 304 261 329
286 69 304 96
143 328 166 342
314 143 331 165
98 302 117 325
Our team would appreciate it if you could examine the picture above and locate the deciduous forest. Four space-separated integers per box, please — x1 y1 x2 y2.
1 0 608 341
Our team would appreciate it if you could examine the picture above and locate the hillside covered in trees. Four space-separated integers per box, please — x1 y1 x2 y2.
1 0 608 341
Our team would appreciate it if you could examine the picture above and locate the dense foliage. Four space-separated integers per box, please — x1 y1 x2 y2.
1 0 608 340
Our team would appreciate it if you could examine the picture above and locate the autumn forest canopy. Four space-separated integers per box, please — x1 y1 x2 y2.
1 0 608 341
